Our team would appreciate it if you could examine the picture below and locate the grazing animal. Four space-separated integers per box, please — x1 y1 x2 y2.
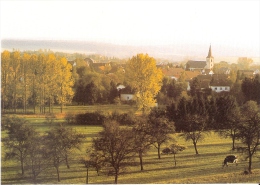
222 155 238 167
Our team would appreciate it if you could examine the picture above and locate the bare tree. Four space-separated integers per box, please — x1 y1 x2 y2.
92 120 135 184
180 114 208 155
2 116 36 175
148 116 175 159
132 116 153 170
44 124 85 182
237 101 260 173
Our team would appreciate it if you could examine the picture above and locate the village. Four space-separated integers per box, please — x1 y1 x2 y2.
69 45 259 104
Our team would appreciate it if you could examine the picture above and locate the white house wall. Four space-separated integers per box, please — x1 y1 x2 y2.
210 86 230 93
120 94 134 101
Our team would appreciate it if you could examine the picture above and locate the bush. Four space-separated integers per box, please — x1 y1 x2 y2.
65 113 76 124
108 111 135 125
74 111 106 125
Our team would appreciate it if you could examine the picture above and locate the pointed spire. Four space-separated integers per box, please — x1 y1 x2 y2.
207 45 213 58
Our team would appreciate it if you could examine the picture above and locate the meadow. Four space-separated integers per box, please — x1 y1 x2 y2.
1 105 260 184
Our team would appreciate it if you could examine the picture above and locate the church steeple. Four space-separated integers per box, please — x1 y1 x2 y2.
207 45 213 58
206 45 214 70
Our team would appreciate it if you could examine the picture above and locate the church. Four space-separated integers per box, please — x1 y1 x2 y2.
185 45 214 75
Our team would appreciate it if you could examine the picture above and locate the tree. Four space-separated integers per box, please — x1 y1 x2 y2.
9 51 22 113
189 77 200 97
1 50 10 112
147 109 175 159
132 116 153 170
237 57 253 70
215 96 241 150
179 114 207 154
26 133 48 181
167 79 185 100
44 124 85 182
21 53 31 113
2 116 37 175
92 120 135 184
55 57 75 113
169 143 186 167
241 75 260 104
85 81 99 105
125 53 163 113
237 101 260 173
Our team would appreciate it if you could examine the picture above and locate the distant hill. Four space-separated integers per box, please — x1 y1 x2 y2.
1 39 259 64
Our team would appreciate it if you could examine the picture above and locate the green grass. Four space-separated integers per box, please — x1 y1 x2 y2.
2 104 138 115
1 105 260 184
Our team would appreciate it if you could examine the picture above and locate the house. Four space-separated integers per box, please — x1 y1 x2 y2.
120 93 135 101
253 69 259 75
161 67 184 80
209 80 231 93
185 45 214 74
116 84 126 91
182 71 201 81
187 74 230 92
116 85 135 101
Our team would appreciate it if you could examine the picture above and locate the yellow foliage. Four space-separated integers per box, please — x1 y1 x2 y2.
126 53 163 112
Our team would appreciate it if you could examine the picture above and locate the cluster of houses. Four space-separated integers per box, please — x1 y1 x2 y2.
70 45 259 102
159 45 259 94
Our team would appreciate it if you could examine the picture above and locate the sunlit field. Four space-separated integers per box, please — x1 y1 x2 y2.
1 105 260 184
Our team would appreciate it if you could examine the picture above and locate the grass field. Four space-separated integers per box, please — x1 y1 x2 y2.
1 105 260 184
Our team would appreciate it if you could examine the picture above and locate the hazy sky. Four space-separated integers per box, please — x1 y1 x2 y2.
1 0 260 57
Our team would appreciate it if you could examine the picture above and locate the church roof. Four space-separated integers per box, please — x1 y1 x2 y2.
186 60 206 69
207 45 214 58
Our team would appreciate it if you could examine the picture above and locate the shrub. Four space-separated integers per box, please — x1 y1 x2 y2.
108 111 135 125
74 111 106 125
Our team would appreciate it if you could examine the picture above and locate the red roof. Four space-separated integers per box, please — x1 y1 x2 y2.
161 68 184 78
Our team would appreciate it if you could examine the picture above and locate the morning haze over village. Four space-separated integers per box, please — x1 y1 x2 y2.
1 1 260 184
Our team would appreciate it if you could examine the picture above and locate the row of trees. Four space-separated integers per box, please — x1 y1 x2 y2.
167 94 260 172
1 51 162 113
87 98 260 183
2 116 85 182
2 111 175 184
1 51 74 113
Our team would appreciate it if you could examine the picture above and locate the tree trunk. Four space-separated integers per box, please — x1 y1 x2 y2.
231 130 236 150
193 141 199 154
232 136 235 150
157 144 161 159
55 166 60 182
65 154 70 169
248 145 252 173
20 155 24 175
31 160 36 181
61 103 63 113
114 169 118 184
139 151 144 170
49 97 51 114
86 168 88 184
248 155 252 173
173 153 176 167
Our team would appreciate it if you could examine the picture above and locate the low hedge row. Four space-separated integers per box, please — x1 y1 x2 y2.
67 111 135 126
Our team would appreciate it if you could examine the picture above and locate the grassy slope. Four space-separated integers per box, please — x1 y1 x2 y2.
1 105 260 184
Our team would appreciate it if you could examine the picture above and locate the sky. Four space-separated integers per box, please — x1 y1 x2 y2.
1 0 260 58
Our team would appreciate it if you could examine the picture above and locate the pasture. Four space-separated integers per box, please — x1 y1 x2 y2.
1 105 260 184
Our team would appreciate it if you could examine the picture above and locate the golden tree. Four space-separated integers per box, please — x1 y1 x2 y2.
1 50 10 112
55 57 74 113
125 53 163 113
